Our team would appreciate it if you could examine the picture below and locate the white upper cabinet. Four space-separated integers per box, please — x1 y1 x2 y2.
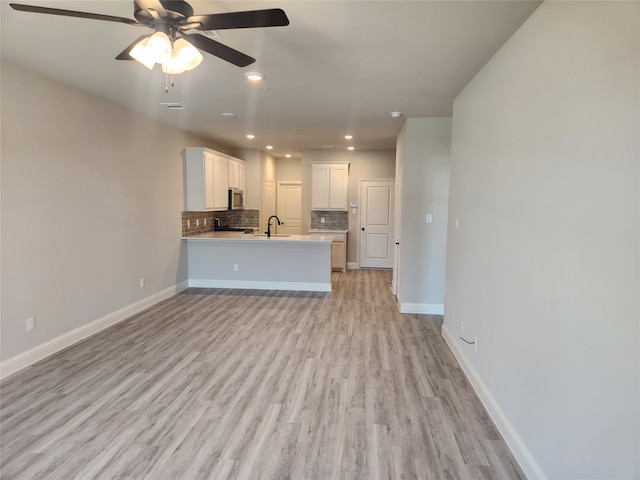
185 147 231 211
213 155 229 210
228 157 246 191
311 163 349 210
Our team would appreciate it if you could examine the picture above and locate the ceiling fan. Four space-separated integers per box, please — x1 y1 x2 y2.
9 0 289 71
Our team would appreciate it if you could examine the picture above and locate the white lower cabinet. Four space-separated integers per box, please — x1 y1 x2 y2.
309 229 347 271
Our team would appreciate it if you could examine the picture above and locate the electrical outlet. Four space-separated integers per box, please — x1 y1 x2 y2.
26 317 35 333
456 218 459 230
187 220 191 228
196 219 200 227
139 278 145 288
321 217 325 224
204 218 207 226
233 264 239 271
426 214 433 224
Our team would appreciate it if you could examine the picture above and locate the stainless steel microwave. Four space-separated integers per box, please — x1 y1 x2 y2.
228 189 244 209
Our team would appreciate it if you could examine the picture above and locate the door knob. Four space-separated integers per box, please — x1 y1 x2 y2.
361 227 365 231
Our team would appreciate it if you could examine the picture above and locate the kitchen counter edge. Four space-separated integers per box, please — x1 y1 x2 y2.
182 232 335 244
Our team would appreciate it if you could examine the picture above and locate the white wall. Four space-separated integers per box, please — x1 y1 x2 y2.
276 157 302 183
0 61 225 367
301 150 396 264
443 2 639 478
395 118 451 313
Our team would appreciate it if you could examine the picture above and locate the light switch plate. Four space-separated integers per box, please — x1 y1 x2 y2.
426 214 433 224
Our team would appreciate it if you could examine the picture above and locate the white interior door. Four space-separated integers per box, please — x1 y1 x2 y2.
360 180 395 268
277 182 302 234
262 180 276 233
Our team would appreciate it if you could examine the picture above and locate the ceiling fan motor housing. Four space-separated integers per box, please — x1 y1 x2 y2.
134 0 194 26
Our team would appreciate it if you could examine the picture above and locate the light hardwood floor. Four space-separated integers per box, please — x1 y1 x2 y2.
1 270 525 480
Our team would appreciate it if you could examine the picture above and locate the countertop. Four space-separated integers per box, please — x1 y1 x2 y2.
183 231 335 244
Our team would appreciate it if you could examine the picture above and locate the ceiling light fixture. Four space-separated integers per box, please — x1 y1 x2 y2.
348 146 355 151
245 72 264 82
130 31 203 92
266 145 274 150
345 135 353 140
390 111 402 118
246 134 255 139
285 154 292 158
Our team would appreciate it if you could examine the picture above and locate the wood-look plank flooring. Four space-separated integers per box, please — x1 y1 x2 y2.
0 270 525 480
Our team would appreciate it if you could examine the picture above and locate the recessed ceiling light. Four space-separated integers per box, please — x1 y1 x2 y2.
345 135 353 140
245 72 264 82
246 134 255 139
266 145 274 150
221 112 235 117
390 111 402 118
348 146 355 151
285 154 292 158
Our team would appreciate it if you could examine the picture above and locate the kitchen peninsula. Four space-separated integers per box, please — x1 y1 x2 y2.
182 231 335 292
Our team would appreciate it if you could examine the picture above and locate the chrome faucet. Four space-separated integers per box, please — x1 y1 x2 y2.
266 215 282 238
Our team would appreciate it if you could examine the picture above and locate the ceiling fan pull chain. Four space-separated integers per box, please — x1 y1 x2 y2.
164 73 177 93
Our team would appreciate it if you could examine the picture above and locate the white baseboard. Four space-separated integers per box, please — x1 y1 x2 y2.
188 279 331 292
0 281 189 380
347 262 359 270
398 302 444 315
441 324 546 480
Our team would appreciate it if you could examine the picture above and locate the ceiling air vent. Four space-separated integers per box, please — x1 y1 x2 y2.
160 103 184 110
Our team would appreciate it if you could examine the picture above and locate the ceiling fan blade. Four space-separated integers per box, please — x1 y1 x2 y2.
186 8 289 31
115 35 150 60
9 3 139 26
181 33 255 67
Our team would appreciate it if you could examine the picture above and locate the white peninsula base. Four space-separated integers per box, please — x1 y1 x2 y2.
184 232 334 292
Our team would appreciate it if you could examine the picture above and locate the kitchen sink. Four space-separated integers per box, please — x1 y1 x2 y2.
253 234 291 237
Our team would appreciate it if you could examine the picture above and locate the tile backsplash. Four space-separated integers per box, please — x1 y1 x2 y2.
311 211 349 230
182 209 259 237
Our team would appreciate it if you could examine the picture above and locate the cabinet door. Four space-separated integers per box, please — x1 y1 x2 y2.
331 241 346 271
311 164 330 209
213 156 229 210
228 159 237 190
204 152 216 210
238 162 246 191
328 164 348 210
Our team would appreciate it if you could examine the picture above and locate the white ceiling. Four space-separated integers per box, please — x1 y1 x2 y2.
1 0 541 158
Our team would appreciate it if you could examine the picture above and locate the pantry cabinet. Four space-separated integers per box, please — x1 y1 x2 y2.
184 147 230 211
311 163 349 210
